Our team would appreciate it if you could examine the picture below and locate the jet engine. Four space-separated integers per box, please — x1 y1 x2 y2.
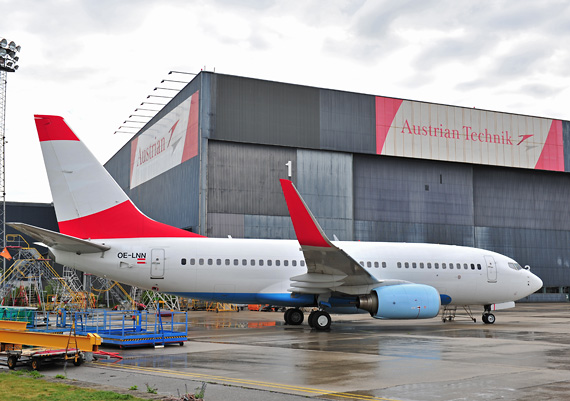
357 283 440 319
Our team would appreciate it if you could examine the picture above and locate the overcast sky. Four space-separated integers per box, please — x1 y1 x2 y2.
3 0 570 203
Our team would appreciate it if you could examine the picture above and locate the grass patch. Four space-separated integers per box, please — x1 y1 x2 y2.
0 371 148 400
145 383 158 394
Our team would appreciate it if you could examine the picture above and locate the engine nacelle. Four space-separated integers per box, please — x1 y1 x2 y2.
357 284 440 319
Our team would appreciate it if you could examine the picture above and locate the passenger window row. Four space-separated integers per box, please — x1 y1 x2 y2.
180 258 306 267
359 261 483 270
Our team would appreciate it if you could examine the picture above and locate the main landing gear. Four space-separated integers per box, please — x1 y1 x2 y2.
308 310 331 331
283 308 331 331
283 308 304 325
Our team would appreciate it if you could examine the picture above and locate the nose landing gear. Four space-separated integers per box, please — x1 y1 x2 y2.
482 312 495 324
482 305 495 324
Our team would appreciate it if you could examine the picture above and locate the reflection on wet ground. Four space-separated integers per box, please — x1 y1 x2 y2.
189 320 279 330
97 304 570 400
187 313 282 330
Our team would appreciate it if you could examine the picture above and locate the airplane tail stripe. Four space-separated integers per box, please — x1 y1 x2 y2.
58 200 204 239
35 115 80 142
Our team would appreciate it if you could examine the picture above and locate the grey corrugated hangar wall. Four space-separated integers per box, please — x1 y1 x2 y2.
104 72 570 289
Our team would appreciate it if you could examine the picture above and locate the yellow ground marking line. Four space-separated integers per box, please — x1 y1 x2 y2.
96 362 402 401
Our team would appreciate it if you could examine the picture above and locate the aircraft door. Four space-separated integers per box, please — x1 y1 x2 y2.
484 255 497 283
151 249 165 279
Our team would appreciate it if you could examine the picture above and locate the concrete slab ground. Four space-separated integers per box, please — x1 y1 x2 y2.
5 303 570 401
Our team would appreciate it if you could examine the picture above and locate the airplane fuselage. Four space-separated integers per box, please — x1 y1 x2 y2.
16 115 544 329
52 237 540 309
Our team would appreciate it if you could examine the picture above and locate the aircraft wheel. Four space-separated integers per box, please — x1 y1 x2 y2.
284 308 293 324
287 308 304 325
7 355 17 370
484 313 495 324
312 310 332 331
308 311 317 328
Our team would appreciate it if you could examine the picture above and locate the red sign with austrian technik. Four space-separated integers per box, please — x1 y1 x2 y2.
375 96 564 172
130 90 200 188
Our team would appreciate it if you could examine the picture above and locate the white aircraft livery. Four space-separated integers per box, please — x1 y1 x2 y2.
10 115 543 330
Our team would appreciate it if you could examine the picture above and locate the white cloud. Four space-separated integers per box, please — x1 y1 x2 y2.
2 0 570 203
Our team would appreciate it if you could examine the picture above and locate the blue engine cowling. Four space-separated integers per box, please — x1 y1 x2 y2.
357 284 441 319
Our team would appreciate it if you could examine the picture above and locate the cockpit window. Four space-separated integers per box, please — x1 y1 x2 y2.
508 262 523 271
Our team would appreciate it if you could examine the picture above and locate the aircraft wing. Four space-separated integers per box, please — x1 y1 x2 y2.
7 223 110 254
280 179 380 294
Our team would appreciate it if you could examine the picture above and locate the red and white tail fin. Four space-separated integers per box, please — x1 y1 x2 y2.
34 115 204 239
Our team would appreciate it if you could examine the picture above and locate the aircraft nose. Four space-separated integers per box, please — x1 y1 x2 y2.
529 272 543 293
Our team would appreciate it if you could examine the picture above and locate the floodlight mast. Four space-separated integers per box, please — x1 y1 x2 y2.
0 37 21 278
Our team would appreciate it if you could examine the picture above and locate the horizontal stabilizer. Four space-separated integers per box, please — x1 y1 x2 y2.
7 223 110 254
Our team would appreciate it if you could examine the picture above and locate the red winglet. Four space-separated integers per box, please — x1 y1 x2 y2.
35 115 80 142
280 179 331 248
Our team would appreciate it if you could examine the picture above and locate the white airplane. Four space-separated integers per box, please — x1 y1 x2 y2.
10 115 543 331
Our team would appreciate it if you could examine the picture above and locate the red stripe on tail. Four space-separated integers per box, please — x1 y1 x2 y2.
35 115 80 142
58 200 205 239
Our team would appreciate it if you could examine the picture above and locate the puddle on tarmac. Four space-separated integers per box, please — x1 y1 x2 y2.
189 320 282 330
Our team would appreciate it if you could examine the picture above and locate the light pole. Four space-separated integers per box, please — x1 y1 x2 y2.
0 37 21 279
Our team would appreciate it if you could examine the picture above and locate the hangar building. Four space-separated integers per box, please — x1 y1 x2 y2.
103 71 570 297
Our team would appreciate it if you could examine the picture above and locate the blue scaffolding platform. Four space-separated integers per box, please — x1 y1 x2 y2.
69 309 189 348
14 308 188 348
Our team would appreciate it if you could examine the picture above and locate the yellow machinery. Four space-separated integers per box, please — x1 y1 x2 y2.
206 302 238 312
0 319 101 370
191 299 208 310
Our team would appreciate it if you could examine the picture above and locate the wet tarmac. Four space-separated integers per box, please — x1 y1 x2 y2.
11 303 570 400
